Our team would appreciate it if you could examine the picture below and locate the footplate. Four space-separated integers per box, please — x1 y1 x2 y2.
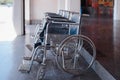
23 44 33 60
23 53 32 60
26 44 33 52
18 60 32 73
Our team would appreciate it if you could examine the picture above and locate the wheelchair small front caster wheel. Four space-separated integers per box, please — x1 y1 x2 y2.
36 65 46 80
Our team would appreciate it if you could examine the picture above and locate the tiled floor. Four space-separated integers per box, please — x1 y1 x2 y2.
0 24 101 80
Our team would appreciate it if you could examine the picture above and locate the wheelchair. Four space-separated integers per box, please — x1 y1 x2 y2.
19 10 96 80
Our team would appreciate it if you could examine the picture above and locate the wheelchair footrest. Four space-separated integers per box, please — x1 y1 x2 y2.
23 53 32 60
18 60 32 73
37 64 46 80
23 44 33 60
23 55 42 63
26 44 33 52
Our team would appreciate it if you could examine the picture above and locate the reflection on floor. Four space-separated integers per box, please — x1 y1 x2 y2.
81 16 120 80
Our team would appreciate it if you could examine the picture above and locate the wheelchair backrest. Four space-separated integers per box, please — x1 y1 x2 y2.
59 10 64 16
59 10 70 19
46 10 82 35
69 11 81 35
63 10 70 19
69 12 81 23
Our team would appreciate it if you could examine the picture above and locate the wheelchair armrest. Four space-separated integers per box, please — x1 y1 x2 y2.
46 16 68 21
46 14 63 18
49 17 67 20
51 21 79 25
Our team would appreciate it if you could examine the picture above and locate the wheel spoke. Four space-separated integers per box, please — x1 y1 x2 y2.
56 35 96 75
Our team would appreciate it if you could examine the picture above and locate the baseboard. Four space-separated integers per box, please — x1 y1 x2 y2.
81 48 116 80
30 19 42 24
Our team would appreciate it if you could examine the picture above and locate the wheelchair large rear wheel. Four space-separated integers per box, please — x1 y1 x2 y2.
56 35 96 75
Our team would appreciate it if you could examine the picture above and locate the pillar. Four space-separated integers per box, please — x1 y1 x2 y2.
114 0 120 20
13 0 24 35
25 0 30 24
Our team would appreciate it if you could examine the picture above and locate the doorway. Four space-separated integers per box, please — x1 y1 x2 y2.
81 0 92 15
0 0 16 41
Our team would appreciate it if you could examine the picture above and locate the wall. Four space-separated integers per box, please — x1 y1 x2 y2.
58 0 65 10
69 0 80 12
30 0 58 24
65 0 80 12
30 0 80 24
